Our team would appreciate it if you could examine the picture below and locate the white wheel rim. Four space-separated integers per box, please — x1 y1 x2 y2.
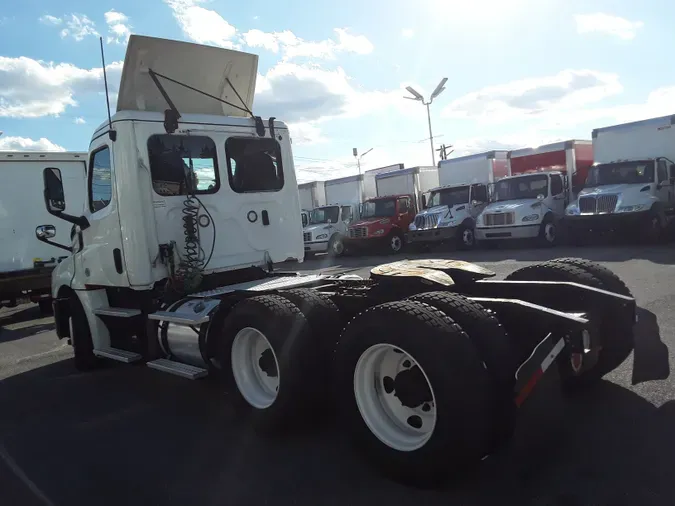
463 229 474 246
333 238 344 254
231 327 280 409
353 343 437 452
391 236 402 252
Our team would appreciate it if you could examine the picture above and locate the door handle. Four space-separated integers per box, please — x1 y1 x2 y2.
261 210 270 226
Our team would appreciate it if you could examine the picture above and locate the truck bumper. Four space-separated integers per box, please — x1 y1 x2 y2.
304 241 329 254
408 226 457 244
566 211 649 233
344 236 388 251
475 224 540 241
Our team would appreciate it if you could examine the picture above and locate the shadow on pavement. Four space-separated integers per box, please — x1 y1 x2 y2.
0 305 54 344
0 347 673 506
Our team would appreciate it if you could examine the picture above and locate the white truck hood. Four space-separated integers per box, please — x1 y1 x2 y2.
303 223 333 234
483 199 535 213
577 183 651 198
418 203 469 217
569 183 656 213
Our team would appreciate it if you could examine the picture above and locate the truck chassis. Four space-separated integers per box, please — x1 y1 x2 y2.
49 256 636 487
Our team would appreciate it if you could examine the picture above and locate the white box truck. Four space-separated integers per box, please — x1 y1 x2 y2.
565 115 675 242
36 34 636 491
409 151 507 249
375 165 439 211
324 172 377 205
298 181 326 210
476 141 593 247
0 151 87 312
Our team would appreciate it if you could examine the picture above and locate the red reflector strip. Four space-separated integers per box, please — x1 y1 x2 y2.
515 338 565 407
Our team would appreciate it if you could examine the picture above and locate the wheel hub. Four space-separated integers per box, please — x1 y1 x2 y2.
391 365 433 408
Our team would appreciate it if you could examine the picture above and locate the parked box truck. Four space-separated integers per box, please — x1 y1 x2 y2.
409 151 507 250
475 141 593 247
324 172 377 205
0 151 87 312
565 115 675 242
374 165 439 210
298 181 326 210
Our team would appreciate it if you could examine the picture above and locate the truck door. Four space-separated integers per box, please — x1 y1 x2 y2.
397 197 413 231
340 205 353 234
549 174 566 218
74 141 129 288
470 184 488 218
656 159 674 216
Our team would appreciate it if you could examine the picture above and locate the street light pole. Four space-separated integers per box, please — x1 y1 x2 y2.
353 147 373 175
404 78 448 167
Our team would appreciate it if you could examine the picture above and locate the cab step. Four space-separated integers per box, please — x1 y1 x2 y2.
146 359 208 380
147 311 210 326
93 347 143 363
93 307 142 318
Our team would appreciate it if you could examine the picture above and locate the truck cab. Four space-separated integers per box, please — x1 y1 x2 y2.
565 158 675 240
302 203 356 257
346 194 415 253
475 171 567 246
408 183 488 250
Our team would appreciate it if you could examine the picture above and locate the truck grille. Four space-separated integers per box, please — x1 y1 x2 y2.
303 232 311 242
349 227 368 239
414 214 441 230
578 195 618 214
483 212 515 226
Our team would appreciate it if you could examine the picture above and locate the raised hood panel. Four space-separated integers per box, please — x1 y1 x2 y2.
117 35 258 117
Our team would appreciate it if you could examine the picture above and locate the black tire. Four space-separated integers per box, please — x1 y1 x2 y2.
537 216 557 247
547 258 632 296
38 298 53 315
641 210 664 244
69 294 100 372
406 292 517 449
334 300 494 488
457 224 476 250
387 229 404 254
327 234 345 257
277 289 342 408
505 262 633 390
219 294 314 433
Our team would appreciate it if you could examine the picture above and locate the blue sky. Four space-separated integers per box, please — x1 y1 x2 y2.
1 0 674 182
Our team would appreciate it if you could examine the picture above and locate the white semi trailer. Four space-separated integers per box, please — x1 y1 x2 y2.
0 151 87 312
565 115 675 242
37 34 637 490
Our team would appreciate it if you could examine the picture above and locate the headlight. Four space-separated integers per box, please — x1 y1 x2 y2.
566 206 580 216
522 214 540 222
616 205 645 213
409 223 417 231
316 234 328 240
373 229 385 235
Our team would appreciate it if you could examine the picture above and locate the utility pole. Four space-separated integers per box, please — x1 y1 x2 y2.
403 78 448 167
353 147 373 175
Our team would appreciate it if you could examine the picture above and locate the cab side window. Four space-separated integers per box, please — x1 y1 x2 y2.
341 206 353 223
89 146 113 213
398 198 410 214
472 184 488 203
657 160 669 183
226 137 284 193
550 174 563 196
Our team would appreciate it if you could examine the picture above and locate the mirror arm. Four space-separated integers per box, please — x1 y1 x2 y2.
47 208 90 230
36 235 72 253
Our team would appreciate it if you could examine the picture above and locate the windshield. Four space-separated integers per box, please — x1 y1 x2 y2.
494 175 548 202
585 162 655 187
361 199 396 218
428 186 470 208
309 206 339 224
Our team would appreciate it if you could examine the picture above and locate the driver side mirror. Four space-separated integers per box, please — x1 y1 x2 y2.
536 194 545 201
43 167 66 213
471 200 484 207
421 194 428 210
36 224 56 240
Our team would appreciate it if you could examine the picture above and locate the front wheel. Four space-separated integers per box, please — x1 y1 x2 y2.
538 219 557 247
328 234 345 257
334 300 494 487
387 230 404 254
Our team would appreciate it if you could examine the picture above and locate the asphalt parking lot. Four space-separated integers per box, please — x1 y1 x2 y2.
1 243 674 506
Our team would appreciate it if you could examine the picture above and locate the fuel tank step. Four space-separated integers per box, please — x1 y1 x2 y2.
147 311 210 326
146 359 208 380
93 307 142 318
93 347 143 363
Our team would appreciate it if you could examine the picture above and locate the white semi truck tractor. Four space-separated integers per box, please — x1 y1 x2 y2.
37 34 638 489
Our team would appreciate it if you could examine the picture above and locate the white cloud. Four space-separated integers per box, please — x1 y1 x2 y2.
74 117 86 124
442 69 622 123
59 14 99 41
288 122 327 145
575 13 643 40
402 28 414 38
39 15 62 26
0 56 123 118
105 10 131 44
242 28 373 61
164 0 238 48
0 136 65 151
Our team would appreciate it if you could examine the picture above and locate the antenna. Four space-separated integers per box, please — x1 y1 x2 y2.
99 37 116 141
